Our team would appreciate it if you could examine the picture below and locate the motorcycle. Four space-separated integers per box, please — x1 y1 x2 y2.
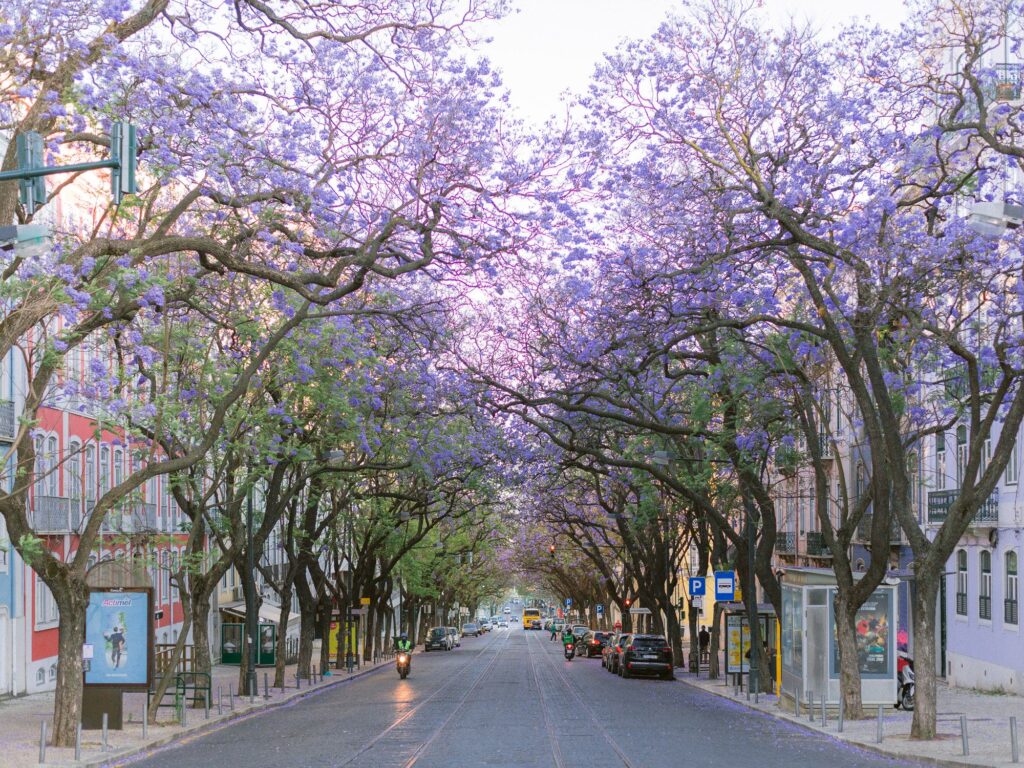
895 651 914 710
564 643 575 661
396 652 411 679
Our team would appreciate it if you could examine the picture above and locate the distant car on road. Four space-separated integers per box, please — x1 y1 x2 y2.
498 618 508 628
504 607 511 614
425 626 453 651
447 627 461 647
581 630 613 658
478 620 490 632
462 622 481 637
571 625 590 643
603 633 629 673
618 634 674 680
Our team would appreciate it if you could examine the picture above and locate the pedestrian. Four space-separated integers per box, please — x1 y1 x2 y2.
698 625 710 664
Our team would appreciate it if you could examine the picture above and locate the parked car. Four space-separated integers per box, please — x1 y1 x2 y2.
462 622 481 637
425 626 453 651
447 626 461 647
603 633 629 673
618 634 674 679
571 625 590 643
581 630 613 658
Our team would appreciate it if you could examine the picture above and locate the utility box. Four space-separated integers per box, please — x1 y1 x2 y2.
780 568 897 708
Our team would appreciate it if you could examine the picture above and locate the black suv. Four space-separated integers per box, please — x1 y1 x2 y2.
618 634 674 679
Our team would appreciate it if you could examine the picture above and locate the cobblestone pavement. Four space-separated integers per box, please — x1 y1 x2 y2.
123 628 924 768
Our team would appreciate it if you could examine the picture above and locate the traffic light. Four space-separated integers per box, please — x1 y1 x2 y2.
623 598 632 609
549 544 555 557
110 121 137 204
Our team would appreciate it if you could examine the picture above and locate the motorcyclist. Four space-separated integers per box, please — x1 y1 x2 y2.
561 627 575 647
397 633 412 653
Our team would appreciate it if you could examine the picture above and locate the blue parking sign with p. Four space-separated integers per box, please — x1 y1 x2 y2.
565 597 572 607
596 604 604 615
689 577 706 597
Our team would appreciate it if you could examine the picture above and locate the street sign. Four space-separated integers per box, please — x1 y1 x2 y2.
565 597 572 607
689 576 706 596
595 604 604 616
714 571 736 601
350 607 367 616
360 596 371 606
692 596 704 609
629 607 652 615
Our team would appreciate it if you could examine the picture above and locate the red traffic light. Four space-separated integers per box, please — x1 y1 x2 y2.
623 598 632 609
549 544 556 556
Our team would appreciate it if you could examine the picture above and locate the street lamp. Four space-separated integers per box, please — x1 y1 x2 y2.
245 477 258 698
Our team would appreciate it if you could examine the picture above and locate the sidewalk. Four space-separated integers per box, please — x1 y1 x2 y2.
0 646 394 768
681 652 1024 767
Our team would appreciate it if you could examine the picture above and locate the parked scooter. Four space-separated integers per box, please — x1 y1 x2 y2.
895 650 914 710
564 642 576 661
396 652 411 679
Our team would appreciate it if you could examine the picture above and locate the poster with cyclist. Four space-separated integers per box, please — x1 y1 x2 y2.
84 589 151 687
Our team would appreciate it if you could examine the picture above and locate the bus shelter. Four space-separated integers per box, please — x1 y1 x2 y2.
718 602 777 690
780 568 897 709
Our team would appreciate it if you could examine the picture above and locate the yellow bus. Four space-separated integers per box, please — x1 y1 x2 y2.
523 608 542 629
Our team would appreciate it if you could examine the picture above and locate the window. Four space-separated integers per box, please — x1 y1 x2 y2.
1006 552 1018 626
980 550 992 620
35 576 59 627
67 441 81 500
46 436 58 496
99 446 109 494
35 669 45 686
113 449 123 488
936 433 947 491
957 425 968 487
807 478 817 531
0 516 8 571
33 435 44 495
85 445 96 501
956 549 968 616
1007 433 1020 486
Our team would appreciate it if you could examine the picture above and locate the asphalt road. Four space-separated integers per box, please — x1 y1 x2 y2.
124 623 923 768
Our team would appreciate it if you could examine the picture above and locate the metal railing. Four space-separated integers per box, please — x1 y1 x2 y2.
775 531 796 554
855 513 903 544
0 400 15 441
30 495 75 533
927 488 999 525
805 531 832 557
980 594 992 621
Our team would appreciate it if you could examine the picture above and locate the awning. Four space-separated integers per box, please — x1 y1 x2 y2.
219 600 300 627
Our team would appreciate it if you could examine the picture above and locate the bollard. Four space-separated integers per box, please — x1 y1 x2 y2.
217 686 223 716
838 694 844 733
264 672 270 700
143 697 149 739
1011 716 1020 763
961 714 970 756
808 693 815 723
295 672 300 690
38 720 47 764
205 690 210 720
821 695 827 727
102 712 109 752
229 684 235 711
180 699 188 727
313 664 318 683
877 705 884 744
75 723 82 762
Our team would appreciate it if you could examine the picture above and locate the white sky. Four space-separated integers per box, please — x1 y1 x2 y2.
480 0 908 125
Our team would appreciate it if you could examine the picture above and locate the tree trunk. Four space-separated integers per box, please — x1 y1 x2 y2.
362 599 376 662
687 604 699 673
911 576 940 739
834 590 865 720
190 588 214 678
51 579 89 746
317 590 332 674
295 569 317 679
708 602 724 680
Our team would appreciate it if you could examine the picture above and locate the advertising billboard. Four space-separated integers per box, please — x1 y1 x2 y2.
829 588 894 679
84 588 152 688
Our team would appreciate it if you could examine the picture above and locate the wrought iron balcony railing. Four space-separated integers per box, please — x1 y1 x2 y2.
31 495 77 534
927 488 999 525
776 531 796 554
0 400 16 441
805 531 832 558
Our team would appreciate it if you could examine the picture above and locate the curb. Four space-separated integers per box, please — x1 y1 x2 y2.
42 660 391 768
676 676 991 768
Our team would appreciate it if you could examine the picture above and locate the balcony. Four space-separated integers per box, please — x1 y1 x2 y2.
0 400 15 442
805 531 832 558
776 531 796 554
855 513 903 544
927 488 999 525
31 495 77 534
101 503 158 534
817 432 833 460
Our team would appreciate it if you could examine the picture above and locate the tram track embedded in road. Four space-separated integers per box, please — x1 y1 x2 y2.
526 629 567 768
333 627 512 768
529 630 638 768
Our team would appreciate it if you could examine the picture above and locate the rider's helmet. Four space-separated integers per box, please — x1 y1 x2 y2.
400 633 408 641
